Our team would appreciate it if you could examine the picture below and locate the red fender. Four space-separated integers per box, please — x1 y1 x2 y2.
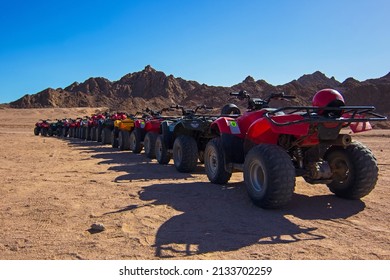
246 115 310 145
144 119 161 133
211 117 243 137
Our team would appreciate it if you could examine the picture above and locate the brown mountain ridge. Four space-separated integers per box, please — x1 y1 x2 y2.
8 65 390 118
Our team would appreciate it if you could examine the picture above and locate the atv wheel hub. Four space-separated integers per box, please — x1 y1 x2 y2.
249 160 266 193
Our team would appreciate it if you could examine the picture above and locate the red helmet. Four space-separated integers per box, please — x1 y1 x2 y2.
312 89 345 107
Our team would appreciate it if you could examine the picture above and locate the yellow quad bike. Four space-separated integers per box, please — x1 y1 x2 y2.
112 116 135 150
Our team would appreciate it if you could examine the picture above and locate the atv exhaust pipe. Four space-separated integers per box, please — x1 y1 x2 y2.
324 134 352 146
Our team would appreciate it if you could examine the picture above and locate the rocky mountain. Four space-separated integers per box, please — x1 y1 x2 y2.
8 66 390 120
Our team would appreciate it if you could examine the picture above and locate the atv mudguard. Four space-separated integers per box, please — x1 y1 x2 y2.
113 119 121 128
246 114 310 145
210 117 245 164
118 118 135 131
210 114 311 164
210 117 242 136
159 120 176 149
145 119 162 134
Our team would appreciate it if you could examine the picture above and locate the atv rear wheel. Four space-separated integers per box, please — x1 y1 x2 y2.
85 127 91 140
90 127 96 141
41 128 48 137
111 130 118 148
155 135 171 164
204 137 232 184
101 128 111 144
57 128 63 137
130 129 143 153
118 130 130 150
96 127 102 142
144 132 158 159
34 127 40 136
244 144 295 209
325 141 378 199
173 135 198 173
80 127 86 139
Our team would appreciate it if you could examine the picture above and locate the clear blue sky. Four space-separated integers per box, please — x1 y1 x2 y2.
0 0 389 103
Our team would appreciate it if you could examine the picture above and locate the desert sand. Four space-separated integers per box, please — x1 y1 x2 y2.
0 107 389 260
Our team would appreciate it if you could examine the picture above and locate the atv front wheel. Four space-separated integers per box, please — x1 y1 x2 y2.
111 130 118 148
155 135 171 164
325 141 378 199
34 127 40 136
96 127 103 142
85 127 91 140
244 144 295 209
118 131 130 150
101 128 111 144
130 129 143 153
204 137 232 184
173 135 198 173
90 127 96 140
144 132 158 159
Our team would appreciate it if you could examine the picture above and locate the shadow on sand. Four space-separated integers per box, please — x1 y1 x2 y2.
65 138 198 181
65 138 366 258
110 182 365 258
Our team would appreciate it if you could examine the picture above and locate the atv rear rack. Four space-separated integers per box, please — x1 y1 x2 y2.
264 106 387 126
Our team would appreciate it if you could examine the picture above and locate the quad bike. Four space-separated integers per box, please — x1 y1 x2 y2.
48 120 60 137
100 112 127 145
129 107 175 159
112 114 136 150
68 118 81 138
204 89 387 209
54 119 65 137
34 121 42 135
90 113 106 142
61 118 71 138
155 104 218 172
85 116 95 141
34 120 50 136
77 117 89 140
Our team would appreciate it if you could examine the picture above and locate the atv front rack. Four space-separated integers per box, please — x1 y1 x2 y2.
264 106 387 126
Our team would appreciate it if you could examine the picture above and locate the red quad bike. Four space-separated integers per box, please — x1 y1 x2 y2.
61 118 71 138
68 118 81 138
204 89 387 209
34 120 50 136
129 107 174 159
34 121 43 135
78 116 90 140
91 113 106 142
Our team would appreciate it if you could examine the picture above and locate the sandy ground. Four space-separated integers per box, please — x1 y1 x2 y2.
0 107 389 260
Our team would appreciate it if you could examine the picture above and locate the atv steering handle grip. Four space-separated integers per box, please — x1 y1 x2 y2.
230 90 249 99
282 95 296 99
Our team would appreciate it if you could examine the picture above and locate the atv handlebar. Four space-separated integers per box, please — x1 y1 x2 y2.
266 92 296 102
230 90 249 100
195 105 213 112
170 104 213 115
230 90 296 110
